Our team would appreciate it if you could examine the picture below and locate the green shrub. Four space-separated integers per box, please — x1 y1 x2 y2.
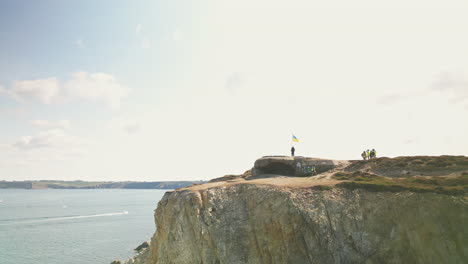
333 171 380 181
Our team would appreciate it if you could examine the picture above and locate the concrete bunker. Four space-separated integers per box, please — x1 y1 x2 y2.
252 156 337 177
258 162 296 176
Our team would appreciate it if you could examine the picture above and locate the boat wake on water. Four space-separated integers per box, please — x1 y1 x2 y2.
0 211 129 226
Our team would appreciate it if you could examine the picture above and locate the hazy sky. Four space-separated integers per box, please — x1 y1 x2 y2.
1 0 467 181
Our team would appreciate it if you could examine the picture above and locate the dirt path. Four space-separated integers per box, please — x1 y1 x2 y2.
184 160 351 191
313 160 350 180
244 160 351 188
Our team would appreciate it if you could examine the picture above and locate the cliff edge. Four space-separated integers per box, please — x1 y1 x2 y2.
125 156 468 264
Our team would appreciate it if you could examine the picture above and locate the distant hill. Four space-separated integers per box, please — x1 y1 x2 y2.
0 180 205 190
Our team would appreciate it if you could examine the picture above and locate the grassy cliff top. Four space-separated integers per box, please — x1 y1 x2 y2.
333 171 467 195
346 155 468 177
183 155 468 195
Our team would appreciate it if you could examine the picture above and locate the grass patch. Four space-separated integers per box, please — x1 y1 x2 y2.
346 155 468 177
334 171 467 195
333 171 380 181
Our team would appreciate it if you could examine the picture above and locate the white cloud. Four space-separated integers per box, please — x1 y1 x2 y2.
13 129 72 150
30 119 71 130
377 94 404 105
9 77 60 104
11 129 87 162
0 84 13 100
64 72 129 108
0 143 13 151
0 72 128 108
404 138 417 145
107 117 141 135
431 72 468 105
135 24 142 35
75 38 85 48
3 129 88 174
123 122 140 134
225 72 246 92
140 36 151 49
172 29 183 41
135 24 151 49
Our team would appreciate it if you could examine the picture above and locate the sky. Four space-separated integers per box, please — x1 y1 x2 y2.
0 0 467 181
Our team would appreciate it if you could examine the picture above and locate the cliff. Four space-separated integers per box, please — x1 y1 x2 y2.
124 156 468 264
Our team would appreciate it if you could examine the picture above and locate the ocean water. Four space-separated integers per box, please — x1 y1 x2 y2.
0 189 167 264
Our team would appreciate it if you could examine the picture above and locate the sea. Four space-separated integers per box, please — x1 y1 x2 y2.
0 189 167 264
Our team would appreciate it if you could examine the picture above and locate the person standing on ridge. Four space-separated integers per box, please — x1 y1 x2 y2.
291 134 299 157
361 150 367 160
371 149 377 159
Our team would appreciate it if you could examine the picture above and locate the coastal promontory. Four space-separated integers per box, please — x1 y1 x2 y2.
124 155 468 264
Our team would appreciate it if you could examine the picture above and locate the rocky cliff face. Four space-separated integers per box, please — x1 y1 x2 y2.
142 184 466 264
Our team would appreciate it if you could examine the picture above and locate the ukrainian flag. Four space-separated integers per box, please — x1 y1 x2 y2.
292 135 299 143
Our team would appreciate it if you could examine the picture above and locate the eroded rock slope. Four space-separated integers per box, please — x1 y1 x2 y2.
144 184 466 264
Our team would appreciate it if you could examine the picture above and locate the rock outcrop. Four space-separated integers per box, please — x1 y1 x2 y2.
123 156 468 264
144 185 466 264
124 246 150 264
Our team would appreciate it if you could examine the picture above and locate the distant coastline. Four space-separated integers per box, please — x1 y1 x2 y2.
0 180 204 190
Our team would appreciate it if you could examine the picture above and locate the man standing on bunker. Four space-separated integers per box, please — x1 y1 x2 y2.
291 134 299 156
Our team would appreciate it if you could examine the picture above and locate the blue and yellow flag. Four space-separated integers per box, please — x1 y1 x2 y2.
292 135 299 143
